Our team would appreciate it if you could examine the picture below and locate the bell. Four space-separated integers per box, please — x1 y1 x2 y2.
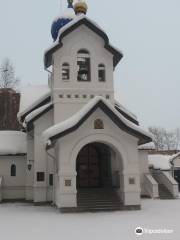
79 69 88 75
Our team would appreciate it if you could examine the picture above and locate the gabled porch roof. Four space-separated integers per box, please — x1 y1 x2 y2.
43 96 152 148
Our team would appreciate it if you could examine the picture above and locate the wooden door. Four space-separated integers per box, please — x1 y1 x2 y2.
77 144 100 188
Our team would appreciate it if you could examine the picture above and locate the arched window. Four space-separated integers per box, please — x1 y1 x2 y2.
77 49 91 81
11 164 16 177
98 64 106 82
62 63 70 81
94 119 104 129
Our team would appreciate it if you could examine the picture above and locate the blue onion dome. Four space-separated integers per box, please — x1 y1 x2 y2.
51 0 76 41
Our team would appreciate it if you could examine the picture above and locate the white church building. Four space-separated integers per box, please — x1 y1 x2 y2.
0 0 178 212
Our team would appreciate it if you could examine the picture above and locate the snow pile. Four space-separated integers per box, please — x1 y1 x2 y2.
24 103 53 124
43 96 152 145
139 142 155 150
18 85 50 119
0 131 27 155
148 154 171 170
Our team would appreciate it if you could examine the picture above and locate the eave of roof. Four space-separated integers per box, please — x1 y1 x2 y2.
115 104 139 126
44 16 123 69
18 94 51 123
25 103 54 132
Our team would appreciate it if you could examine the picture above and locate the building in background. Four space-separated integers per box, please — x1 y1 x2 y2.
0 88 20 130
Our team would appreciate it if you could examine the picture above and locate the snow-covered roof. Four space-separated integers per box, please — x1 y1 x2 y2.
115 100 137 121
43 96 152 147
24 102 53 126
44 15 123 68
0 131 27 155
18 85 51 121
45 15 104 55
139 142 155 150
148 154 171 170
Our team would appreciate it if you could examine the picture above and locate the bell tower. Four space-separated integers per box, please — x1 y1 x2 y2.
45 0 123 124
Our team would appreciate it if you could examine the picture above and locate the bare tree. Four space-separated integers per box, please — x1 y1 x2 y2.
149 126 180 151
174 128 180 150
148 127 165 150
0 58 20 90
163 130 176 150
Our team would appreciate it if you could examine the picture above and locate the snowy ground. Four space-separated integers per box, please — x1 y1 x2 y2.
0 199 179 240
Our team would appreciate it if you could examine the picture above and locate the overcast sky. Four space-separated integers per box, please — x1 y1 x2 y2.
0 0 180 129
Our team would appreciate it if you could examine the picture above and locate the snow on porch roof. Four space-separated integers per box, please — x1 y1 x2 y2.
139 142 155 150
0 131 27 155
115 100 137 121
18 85 51 122
24 102 53 124
42 96 152 148
44 15 123 68
24 102 53 131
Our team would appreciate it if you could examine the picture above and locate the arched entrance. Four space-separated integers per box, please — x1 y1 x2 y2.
76 142 123 209
76 142 119 189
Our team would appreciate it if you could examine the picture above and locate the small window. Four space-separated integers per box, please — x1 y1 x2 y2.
129 178 135 185
77 49 91 82
94 119 104 129
98 64 106 82
62 63 70 81
49 174 53 186
11 164 16 177
37 172 45 182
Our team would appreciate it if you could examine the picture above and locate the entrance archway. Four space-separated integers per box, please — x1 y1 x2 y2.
76 142 121 189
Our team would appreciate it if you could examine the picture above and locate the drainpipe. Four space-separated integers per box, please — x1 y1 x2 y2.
45 142 57 205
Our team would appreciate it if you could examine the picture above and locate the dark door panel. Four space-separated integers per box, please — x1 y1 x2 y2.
77 144 100 188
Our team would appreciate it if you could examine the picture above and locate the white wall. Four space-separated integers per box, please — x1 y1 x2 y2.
33 109 54 203
0 155 26 200
138 150 149 195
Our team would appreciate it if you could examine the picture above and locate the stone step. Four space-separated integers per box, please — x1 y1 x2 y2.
60 205 141 213
158 184 174 199
77 188 123 210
